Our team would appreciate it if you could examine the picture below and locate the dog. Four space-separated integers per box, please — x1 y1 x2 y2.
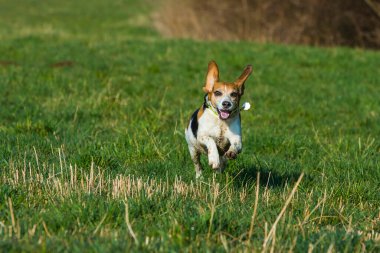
185 60 253 178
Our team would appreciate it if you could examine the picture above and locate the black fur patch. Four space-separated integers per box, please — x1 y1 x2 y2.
190 109 199 138
203 94 208 109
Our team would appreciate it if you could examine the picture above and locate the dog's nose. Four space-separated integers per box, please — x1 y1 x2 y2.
222 101 231 108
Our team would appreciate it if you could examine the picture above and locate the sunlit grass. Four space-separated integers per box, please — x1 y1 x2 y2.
0 0 379 252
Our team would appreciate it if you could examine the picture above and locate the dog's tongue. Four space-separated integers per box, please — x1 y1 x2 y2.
220 111 230 119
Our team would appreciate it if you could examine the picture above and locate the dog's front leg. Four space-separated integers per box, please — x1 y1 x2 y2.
199 137 220 169
225 136 242 160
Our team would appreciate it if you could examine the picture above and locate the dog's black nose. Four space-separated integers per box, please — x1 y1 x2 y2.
222 101 231 108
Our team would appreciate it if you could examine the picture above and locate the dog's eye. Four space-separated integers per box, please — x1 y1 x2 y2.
230 92 238 98
214 91 222 96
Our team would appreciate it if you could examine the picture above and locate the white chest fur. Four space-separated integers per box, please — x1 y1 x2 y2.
185 107 243 178
197 109 242 154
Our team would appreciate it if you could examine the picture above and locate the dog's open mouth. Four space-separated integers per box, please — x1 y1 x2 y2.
218 109 231 120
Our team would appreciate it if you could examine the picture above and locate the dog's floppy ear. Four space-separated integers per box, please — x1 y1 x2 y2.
203 60 219 93
235 65 252 95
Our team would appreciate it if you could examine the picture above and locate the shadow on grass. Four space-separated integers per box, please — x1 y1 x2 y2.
230 164 305 189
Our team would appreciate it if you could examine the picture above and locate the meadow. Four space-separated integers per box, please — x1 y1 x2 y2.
0 0 379 252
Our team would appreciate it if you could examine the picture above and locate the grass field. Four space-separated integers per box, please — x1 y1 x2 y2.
0 0 379 252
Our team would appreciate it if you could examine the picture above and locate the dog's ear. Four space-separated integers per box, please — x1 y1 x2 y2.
235 65 252 95
203 60 219 93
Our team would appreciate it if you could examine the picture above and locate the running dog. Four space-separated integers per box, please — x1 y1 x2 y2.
185 60 253 178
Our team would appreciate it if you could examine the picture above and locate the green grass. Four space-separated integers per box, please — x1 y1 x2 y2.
0 0 380 252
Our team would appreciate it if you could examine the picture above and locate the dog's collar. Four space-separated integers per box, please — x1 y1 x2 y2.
204 95 239 118
204 95 219 116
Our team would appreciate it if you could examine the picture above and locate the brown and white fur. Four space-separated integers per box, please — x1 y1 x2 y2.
185 61 253 178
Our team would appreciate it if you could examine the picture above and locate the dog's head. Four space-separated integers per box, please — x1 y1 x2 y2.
203 60 252 120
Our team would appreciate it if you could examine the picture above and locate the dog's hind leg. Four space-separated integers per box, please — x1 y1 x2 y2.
215 156 228 173
188 146 203 179
221 156 228 172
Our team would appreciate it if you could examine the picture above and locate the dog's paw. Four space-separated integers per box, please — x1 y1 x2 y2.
224 151 237 160
208 155 220 169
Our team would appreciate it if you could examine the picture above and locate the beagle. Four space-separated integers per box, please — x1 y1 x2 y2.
185 61 253 178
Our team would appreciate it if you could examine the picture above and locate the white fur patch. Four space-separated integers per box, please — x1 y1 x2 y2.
185 108 242 178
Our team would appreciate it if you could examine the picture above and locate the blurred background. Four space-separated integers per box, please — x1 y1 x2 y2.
154 0 380 49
